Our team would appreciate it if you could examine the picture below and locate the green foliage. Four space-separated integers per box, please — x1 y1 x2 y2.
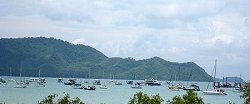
128 92 163 104
0 37 211 81
38 94 58 104
167 90 204 104
38 93 84 104
241 84 250 104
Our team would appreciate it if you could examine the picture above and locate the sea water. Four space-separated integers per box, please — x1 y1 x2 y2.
0 76 244 104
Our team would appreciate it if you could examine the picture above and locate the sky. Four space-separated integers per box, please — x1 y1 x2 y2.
0 0 250 80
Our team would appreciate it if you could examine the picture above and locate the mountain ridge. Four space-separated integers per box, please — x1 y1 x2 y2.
0 37 212 81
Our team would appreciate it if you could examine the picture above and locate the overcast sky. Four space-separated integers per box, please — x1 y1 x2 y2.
0 0 250 80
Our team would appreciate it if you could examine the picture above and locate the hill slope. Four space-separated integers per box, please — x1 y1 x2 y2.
0 37 211 81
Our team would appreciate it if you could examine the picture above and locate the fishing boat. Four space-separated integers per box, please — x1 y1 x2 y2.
203 60 228 95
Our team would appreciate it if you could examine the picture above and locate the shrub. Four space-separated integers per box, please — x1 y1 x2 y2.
241 84 250 104
128 92 163 104
38 93 84 104
167 90 204 104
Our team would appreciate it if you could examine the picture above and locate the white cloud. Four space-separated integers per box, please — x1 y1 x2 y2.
0 0 250 80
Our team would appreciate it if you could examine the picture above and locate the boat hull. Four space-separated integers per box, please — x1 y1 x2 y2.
203 91 228 95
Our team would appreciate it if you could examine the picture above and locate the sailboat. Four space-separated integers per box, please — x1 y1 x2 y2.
14 63 27 88
168 74 182 91
100 71 108 89
203 60 228 95
8 67 15 82
183 70 201 91
36 70 45 87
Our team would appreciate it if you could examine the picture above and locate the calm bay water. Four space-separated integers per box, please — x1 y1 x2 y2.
0 76 244 104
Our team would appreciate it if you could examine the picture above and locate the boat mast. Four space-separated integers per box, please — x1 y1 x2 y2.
39 69 41 78
20 63 23 81
9 67 12 76
213 59 217 89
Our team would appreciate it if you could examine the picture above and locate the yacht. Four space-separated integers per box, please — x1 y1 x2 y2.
203 89 228 95
144 78 161 86
183 83 201 91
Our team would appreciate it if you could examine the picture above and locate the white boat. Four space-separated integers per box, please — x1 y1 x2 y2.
100 85 108 89
115 82 122 85
8 78 15 82
14 82 27 88
203 60 228 95
203 89 228 95
233 87 243 93
35 82 45 87
144 78 161 86
131 84 142 89
14 84 27 88
71 83 83 89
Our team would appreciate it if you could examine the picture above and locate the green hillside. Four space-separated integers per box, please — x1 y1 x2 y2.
0 37 212 81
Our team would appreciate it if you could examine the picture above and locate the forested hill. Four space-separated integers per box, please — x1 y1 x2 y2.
0 37 212 81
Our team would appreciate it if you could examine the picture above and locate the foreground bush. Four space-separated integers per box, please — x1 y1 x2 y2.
241 84 250 104
38 93 84 104
128 92 163 104
167 90 204 104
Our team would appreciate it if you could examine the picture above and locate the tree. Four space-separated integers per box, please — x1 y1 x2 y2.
167 90 204 104
38 93 84 104
128 92 163 104
241 84 250 104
